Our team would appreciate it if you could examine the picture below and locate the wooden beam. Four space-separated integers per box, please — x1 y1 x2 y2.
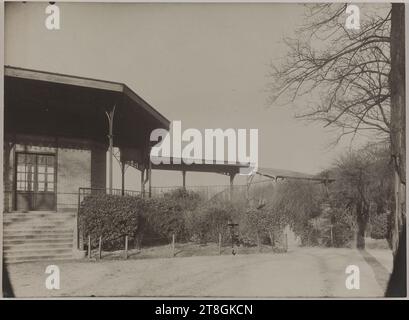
5 66 123 92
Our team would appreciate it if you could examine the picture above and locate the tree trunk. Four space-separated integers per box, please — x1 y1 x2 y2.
356 201 369 250
390 3 406 255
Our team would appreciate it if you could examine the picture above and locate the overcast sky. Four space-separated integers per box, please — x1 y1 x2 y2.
5 2 362 188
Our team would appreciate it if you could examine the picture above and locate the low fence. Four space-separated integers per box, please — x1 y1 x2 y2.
78 187 141 204
76 181 280 254
150 185 247 201
83 230 289 261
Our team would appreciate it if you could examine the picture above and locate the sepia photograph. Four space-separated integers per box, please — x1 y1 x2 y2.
1 1 407 300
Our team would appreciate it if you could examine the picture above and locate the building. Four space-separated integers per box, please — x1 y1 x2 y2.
3 66 251 262
3 66 172 262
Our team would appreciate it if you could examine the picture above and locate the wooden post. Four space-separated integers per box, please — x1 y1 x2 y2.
285 233 288 252
256 233 261 252
182 171 186 190
218 233 222 255
121 161 126 196
140 168 145 198
105 105 116 195
87 235 91 259
229 173 235 201
124 235 128 259
330 225 334 247
148 154 152 198
98 236 102 260
172 234 175 257
269 231 274 248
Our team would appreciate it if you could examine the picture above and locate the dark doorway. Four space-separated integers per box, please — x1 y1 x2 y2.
15 153 56 211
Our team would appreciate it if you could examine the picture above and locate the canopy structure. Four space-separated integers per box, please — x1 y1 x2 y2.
5 66 328 199
4 66 254 197
5 66 169 153
255 167 335 183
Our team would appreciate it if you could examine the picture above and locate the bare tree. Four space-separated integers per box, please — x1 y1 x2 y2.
269 3 405 254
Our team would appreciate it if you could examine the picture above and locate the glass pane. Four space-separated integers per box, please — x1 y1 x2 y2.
37 156 46 165
47 173 54 182
48 167 55 174
38 174 45 182
38 165 46 173
18 181 28 191
17 165 26 173
47 156 55 166
47 183 54 191
26 155 35 164
17 154 25 164
38 182 45 191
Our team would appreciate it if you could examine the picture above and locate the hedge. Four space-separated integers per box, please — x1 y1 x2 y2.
79 189 203 250
79 194 144 249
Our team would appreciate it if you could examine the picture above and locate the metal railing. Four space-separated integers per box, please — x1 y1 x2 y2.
78 187 141 204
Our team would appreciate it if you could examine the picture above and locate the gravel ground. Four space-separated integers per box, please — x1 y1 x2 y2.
5 247 392 298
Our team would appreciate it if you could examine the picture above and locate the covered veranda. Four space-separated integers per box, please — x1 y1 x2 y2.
4 66 254 210
4 65 170 211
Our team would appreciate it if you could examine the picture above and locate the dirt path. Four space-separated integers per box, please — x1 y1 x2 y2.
5 247 391 298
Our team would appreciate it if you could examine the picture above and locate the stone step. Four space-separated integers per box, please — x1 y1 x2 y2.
4 247 73 257
4 214 75 220
4 242 73 251
4 231 74 239
3 233 73 240
3 211 76 263
4 227 74 233
4 213 75 220
3 237 73 245
3 221 75 230
4 215 76 222
4 253 74 264
4 211 76 216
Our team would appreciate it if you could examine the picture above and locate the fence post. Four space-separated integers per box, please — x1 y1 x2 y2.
124 235 128 260
98 236 102 260
330 225 334 247
257 233 261 252
87 235 91 259
172 234 175 257
218 233 222 255
269 231 274 249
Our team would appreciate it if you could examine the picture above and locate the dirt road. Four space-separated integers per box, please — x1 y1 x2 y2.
6 247 392 298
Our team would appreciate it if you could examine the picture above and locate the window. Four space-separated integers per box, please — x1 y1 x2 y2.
16 153 55 193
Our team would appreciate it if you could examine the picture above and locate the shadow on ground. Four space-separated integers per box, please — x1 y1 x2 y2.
360 249 391 292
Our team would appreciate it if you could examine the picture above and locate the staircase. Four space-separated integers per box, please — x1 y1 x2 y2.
3 211 76 263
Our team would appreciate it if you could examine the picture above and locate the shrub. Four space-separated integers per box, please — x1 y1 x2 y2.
185 200 239 244
141 197 189 244
332 222 354 247
79 189 205 249
369 211 390 239
79 194 144 250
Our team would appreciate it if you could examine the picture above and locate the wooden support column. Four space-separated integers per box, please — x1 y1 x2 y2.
140 168 145 198
105 105 116 195
229 173 236 201
148 160 152 198
182 170 186 190
121 161 126 196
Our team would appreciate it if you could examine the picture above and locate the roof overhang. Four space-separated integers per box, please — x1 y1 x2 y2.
150 156 252 175
4 66 170 155
256 167 334 182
